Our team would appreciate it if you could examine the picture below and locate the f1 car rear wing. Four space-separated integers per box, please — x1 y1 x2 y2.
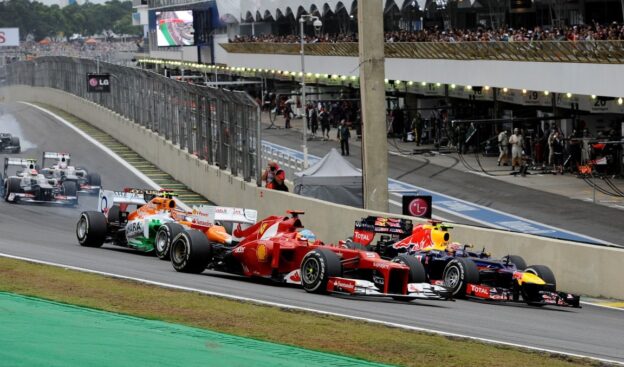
98 190 148 212
353 216 413 246
42 152 71 168
4 157 37 176
190 205 258 225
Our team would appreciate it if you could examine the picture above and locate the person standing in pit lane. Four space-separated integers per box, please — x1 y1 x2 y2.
497 128 509 166
509 128 524 172
337 119 351 156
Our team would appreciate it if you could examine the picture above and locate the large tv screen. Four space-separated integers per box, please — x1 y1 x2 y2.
156 11 195 47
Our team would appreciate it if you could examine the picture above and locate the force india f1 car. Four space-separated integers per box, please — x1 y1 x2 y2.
0 133 20 153
168 211 451 301
2 158 78 205
350 216 580 308
76 189 258 259
40 152 101 194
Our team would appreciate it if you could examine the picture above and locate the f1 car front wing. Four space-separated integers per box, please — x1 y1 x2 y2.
465 283 581 308
7 192 78 205
327 277 452 301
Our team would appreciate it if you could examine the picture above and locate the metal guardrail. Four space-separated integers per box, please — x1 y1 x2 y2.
4 56 261 185
221 41 624 64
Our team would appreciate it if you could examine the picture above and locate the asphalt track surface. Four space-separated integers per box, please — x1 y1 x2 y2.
261 128 624 245
1 103 624 364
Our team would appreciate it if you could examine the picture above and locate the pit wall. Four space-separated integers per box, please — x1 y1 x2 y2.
2 85 623 300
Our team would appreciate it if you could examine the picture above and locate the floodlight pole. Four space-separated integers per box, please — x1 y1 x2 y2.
299 15 320 169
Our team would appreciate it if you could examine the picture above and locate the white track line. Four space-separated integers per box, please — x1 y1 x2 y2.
1 252 622 366
20 102 160 190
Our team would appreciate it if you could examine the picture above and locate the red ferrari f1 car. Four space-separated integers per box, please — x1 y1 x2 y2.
169 211 451 301
349 216 580 308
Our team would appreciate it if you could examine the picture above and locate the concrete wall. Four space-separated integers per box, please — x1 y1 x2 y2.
216 48 624 99
2 85 624 300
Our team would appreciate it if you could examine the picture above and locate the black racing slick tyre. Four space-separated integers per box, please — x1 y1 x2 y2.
525 265 557 291
87 172 101 187
443 257 480 298
5 177 22 202
395 254 427 283
392 254 427 301
76 211 107 248
170 230 212 273
155 222 184 260
344 240 368 251
503 255 527 271
11 137 20 153
300 248 342 294
62 181 78 206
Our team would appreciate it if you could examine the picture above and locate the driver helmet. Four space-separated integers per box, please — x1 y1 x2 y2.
296 229 316 242
58 157 68 169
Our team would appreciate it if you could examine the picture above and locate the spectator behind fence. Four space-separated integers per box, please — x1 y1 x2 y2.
267 169 289 192
262 161 280 187
231 21 624 45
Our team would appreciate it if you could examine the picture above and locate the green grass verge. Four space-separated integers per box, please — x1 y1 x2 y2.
0 257 602 367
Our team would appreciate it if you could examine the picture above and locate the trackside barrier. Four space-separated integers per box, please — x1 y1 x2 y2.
2 57 261 186
2 85 624 300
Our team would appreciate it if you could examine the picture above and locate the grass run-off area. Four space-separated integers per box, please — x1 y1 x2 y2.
0 257 601 367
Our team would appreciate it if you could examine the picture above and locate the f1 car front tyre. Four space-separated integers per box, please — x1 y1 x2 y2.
87 172 101 187
62 181 78 206
170 230 212 273
525 265 557 291
443 257 479 298
300 248 342 294
4 177 22 202
155 223 184 260
77 211 107 248
395 255 427 283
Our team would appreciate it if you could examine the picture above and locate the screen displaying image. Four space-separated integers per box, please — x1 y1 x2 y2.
156 11 195 47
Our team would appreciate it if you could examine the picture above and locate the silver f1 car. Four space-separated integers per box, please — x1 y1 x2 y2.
40 152 101 194
0 133 20 153
2 157 78 205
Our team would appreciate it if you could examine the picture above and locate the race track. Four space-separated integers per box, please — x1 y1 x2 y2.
1 103 623 364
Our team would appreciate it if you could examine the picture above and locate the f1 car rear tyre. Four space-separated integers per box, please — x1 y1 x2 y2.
4 177 22 202
170 230 212 273
11 137 20 153
443 257 480 298
87 172 101 187
525 265 556 291
503 255 527 271
155 222 184 260
77 211 107 248
300 248 342 294
107 206 120 224
344 240 367 251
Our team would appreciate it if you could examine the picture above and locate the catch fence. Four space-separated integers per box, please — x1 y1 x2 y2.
4 56 261 185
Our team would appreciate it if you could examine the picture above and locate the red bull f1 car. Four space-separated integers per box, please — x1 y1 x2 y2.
169 211 451 301
2 158 78 205
350 216 580 308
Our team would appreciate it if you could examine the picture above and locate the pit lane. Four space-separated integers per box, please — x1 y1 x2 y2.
1 102 623 364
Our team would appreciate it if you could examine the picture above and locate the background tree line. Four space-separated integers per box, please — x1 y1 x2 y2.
0 0 141 41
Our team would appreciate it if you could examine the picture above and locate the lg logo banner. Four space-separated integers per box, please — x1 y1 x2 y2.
86 73 111 93
0 28 20 47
